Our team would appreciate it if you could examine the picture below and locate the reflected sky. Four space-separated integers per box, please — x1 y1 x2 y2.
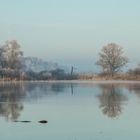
0 82 140 140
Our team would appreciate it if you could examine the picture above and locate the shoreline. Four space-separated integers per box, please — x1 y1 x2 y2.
1 79 140 84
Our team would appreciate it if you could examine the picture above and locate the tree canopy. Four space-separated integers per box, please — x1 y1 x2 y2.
96 43 128 76
0 40 23 70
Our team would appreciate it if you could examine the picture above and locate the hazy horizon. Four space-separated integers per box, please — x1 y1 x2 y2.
0 0 140 72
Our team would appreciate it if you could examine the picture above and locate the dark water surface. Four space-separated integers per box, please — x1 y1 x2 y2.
0 81 140 140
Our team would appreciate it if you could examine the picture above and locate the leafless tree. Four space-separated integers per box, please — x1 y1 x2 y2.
0 40 24 79
2 40 23 70
96 43 128 76
0 45 6 69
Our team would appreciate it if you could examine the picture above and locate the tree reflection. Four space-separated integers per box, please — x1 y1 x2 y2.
51 83 65 93
0 82 74 121
0 82 68 121
125 84 140 98
97 84 127 118
0 83 24 121
0 103 23 121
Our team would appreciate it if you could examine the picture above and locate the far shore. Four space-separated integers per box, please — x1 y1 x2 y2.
1 79 140 84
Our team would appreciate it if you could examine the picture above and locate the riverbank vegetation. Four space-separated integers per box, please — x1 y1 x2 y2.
0 40 140 81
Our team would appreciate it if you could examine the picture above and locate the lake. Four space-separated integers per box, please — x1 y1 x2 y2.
0 81 140 140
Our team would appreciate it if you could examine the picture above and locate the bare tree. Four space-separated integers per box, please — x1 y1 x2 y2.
96 43 128 76
0 40 24 79
2 40 23 70
0 45 6 69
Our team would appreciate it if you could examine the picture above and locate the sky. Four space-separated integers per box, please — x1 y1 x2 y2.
0 0 140 72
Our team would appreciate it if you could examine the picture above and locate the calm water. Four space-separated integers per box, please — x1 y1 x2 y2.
0 81 140 140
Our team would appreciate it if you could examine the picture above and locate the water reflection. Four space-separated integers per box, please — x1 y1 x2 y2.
1 82 140 121
125 84 140 98
51 83 66 93
97 84 128 118
71 83 74 95
0 82 69 121
0 103 23 121
0 83 24 121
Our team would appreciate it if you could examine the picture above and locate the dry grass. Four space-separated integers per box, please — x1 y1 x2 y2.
79 74 140 81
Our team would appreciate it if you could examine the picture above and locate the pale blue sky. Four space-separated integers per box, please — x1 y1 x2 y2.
0 0 140 72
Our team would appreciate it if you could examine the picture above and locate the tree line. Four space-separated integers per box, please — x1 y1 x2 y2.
0 40 78 80
0 40 140 80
